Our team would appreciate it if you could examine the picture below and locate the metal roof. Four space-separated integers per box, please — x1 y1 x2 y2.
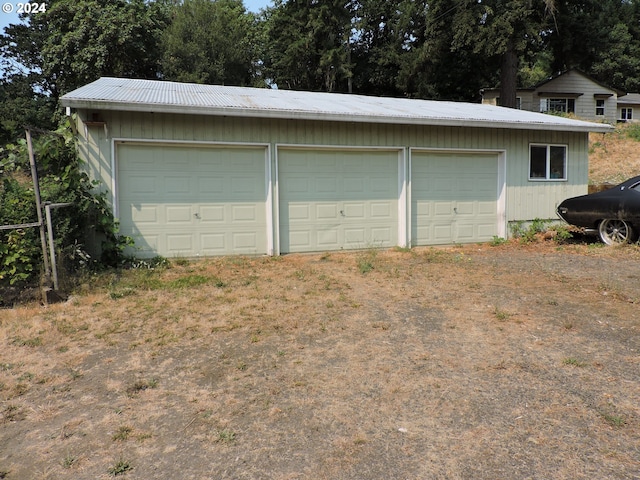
60 77 613 133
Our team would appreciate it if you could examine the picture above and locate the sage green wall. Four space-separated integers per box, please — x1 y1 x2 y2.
75 109 590 227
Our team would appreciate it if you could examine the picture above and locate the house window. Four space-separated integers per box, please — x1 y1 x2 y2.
529 144 567 181
540 98 575 114
621 108 633 121
596 99 605 116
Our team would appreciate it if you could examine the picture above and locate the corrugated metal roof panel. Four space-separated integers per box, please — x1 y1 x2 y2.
60 77 613 133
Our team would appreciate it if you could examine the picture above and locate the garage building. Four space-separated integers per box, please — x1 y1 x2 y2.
61 77 612 258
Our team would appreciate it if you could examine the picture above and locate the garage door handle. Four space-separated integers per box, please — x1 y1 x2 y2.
194 213 201 219
454 207 458 214
340 210 345 217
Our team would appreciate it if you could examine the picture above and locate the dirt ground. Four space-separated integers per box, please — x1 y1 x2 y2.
1 238 639 479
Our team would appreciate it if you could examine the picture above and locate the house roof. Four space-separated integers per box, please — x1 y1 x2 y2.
617 93 640 106
532 69 624 95
60 77 613 133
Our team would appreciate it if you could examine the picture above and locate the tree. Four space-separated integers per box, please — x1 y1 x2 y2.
0 75 56 145
350 0 427 97
446 0 555 107
0 0 170 101
401 0 500 101
162 0 260 86
262 0 354 92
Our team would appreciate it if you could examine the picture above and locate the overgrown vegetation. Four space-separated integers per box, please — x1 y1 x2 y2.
510 218 573 244
0 121 131 302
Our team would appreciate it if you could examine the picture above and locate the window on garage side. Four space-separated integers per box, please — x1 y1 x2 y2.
529 144 567 181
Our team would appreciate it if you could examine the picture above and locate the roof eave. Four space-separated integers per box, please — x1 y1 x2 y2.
60 98 614 134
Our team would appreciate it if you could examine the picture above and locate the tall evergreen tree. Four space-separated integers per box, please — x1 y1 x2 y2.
161 0 260 86
262 0 354 92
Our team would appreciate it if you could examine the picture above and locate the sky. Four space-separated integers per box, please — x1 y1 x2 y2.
0 0 273 38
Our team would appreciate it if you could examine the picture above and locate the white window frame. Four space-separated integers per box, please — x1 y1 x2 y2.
529 143 568 181
621 108 633 121
596 99 605 116
540 98 575 114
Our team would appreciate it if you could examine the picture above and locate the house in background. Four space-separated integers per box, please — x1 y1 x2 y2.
61 77 611 259
481 69 624 124
617 93 640 122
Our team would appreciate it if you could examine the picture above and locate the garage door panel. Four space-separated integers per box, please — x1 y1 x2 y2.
199 205 224 222
198 177 225 195
118 144 267 257
167 234 192 252
315 177 338 194
166 206 192 223
279 149 399 253
131 206 158 223
201 233 225 251
412 152 498 245
231 204 258 222
316 204 338 219
371 202 392 218
344 202 365 218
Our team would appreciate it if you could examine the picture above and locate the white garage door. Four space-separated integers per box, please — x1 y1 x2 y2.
118 143 268 258
412 151 499 245
278 148 400 253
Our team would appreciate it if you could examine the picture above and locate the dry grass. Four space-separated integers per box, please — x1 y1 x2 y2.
589 123 640 184
1 242 639 479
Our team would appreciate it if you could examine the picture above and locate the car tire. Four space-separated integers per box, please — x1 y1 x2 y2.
598 219 635 245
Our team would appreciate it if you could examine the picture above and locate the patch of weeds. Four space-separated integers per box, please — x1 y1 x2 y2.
167 274 209 289
510 218 550 243
11 336 42 347
17 372 34 382
549 224 573 243
563 357 587 367
625 123 640 141
2 404 26 422
600 411 627 428
61 454 78 469
109 287 136 300
108 459 133 476
173 257 190 267
65 367 81 381
216 429 236 444
293 269 307 280
125 255 170 270
0 470 9 478
136 432 153 442
125 378 158 397
393 246 412 253
236 361 248 371
112 425 133 441
356 248 378 274
563 321 574 330
490 236 508 246
13 383 29 396
493 306 511 321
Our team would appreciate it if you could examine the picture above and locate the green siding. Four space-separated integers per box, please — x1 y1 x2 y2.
76 110 590 232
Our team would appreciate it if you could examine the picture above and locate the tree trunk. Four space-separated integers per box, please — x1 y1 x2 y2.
499 38 518 108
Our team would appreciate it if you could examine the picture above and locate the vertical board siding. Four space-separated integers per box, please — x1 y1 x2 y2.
77 110 591 228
